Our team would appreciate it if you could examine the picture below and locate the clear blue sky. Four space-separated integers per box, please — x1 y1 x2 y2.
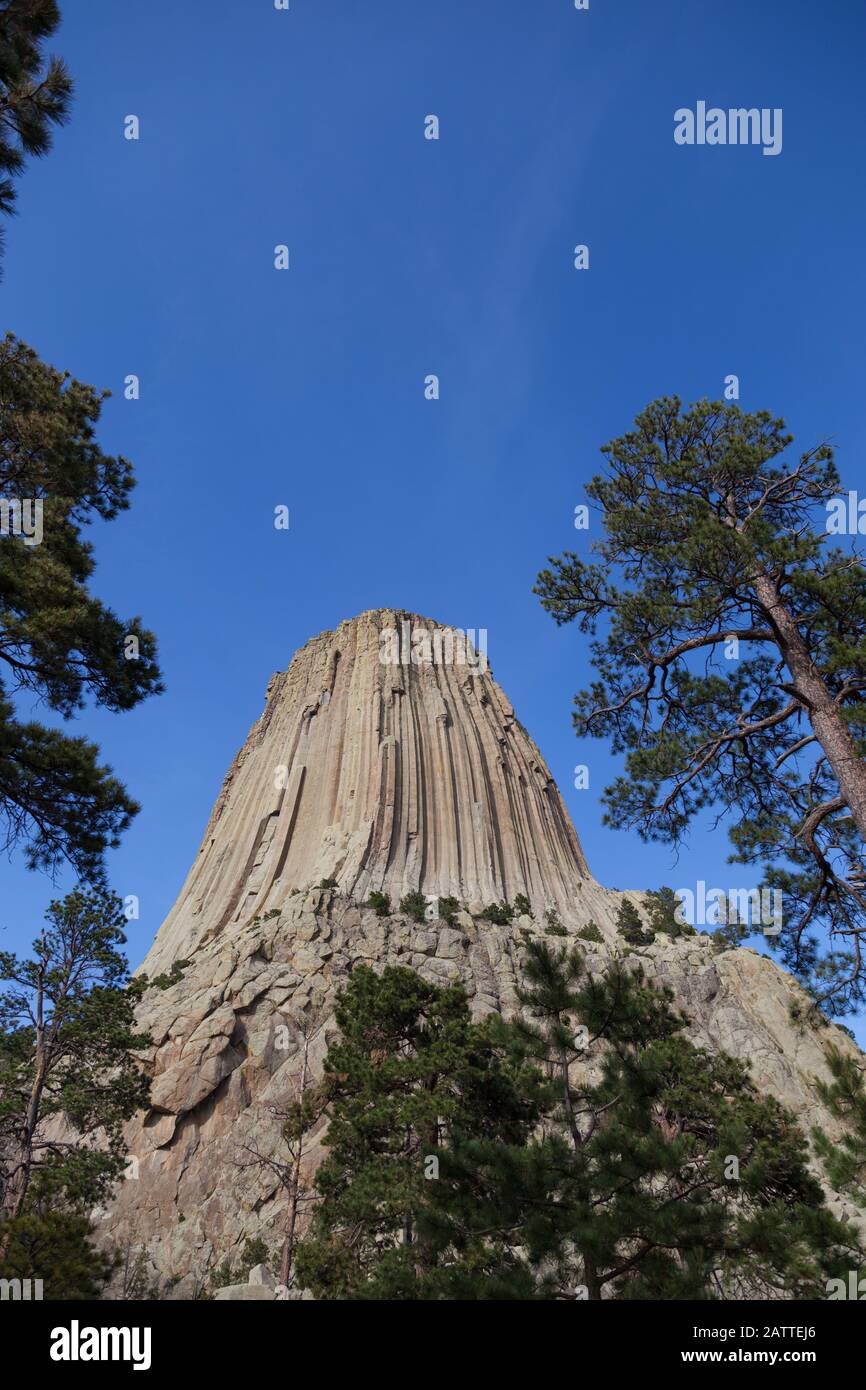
2 0 865 1035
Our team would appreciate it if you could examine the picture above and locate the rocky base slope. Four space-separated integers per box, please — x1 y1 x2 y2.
100 886 864 1298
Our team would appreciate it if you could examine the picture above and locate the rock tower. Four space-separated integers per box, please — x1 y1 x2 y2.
101 611 864 1294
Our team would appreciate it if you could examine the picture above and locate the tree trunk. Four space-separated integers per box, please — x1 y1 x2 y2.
279 1035 310 1290
751 572 866 844
555 1041 603 1298
0 967 47 1262
558 1043 582 1149
583 1258 603 1301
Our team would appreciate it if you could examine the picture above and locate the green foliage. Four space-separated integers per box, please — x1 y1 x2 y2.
513 939 861 1299
142 958 190 992
0 335 163 881
299 953 858 1300
365 890 391 917
712 919 750 952
813 1048 866 1206
437 895 460 925
114 1243 166 1301
645 886 695 938
535 396 866 1014
0 889 151 1220
576 921 604 944
543 907 564 933
480 901 514 926
316 878 338 890
294 965 541 1300
281 1075 333 1150
205 1237 272 1297
0 0 72 259
513 894 532 918
400 890 428 923
616 898 655 947
0 1197 114 1299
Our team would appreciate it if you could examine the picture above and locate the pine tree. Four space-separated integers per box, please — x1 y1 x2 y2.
514 939 861 1299
365 891 390 917
813 1048 866 1205
0 1195 115 1299
481 901 514 925
616 897 654 946
0 0 72 265
294 965 541 1299
0 888 151 1263
645 885 695 938
0 335 163 880
535 397 866 1013
294 953 860 1300
576 921 604 943
437 895 460 925
399 890 428 923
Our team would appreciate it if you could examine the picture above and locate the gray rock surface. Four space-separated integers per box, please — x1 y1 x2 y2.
213 1283 275 1302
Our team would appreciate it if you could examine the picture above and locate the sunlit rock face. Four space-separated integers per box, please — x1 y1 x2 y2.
142 609 613 980
99 612 865 1297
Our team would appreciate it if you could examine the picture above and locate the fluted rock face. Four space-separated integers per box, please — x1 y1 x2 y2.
143 609 606 978
100 611 866 1295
